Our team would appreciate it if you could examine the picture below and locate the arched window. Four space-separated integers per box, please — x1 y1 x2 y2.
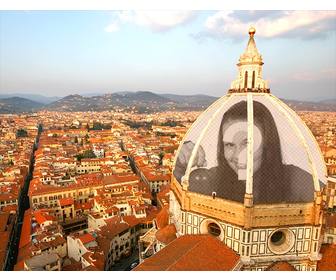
244 71 248 88
207 222 221 237
252 71 255 88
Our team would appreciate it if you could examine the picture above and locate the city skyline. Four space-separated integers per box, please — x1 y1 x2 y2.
0 10 336 101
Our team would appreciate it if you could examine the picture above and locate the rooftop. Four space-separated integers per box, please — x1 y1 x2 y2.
317 244 336 271
135 234 240 271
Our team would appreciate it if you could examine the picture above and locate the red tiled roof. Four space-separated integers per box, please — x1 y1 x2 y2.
1 204 17 213
74 200 94 211
19 209 32 249
325 213 336 228
14 260 25 271
59 197 74 207
99 216 130 239
103 174 140 186
155 205 169 229
33 211 48 225
266 261 296 271
122 215 141 228
142 170 171 182
0 213 10 232
0 231 10 268
155 224 177 245
135 235 240 271
79 233 95 245
317 244 336 271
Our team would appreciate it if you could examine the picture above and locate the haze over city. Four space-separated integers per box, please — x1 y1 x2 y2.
1 10 336 101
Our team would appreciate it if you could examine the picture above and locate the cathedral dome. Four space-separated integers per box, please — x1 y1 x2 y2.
172 28 327 205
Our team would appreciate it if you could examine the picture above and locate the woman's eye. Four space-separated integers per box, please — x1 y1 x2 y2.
224 142 234 148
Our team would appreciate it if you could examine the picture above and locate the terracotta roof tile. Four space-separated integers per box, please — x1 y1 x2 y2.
0 213 10 232
19 209 32 249
317 244 336 271
155 205 169 229
135 235 240 271
325 213 336 228
79 233 96 245
155 224 177 245
103 174 139 186
59 197 74 207
123 215 142 228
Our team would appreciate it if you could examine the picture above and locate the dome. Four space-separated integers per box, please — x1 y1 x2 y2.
172 28 327 205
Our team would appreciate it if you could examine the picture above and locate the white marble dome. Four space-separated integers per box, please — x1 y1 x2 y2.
173 28 327 205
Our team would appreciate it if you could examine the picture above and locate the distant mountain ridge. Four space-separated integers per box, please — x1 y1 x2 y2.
45 91 218 112
0 92 335 113
0 97 44 113
0 93 60 104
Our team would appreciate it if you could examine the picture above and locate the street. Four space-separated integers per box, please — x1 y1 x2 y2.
110 249 139 271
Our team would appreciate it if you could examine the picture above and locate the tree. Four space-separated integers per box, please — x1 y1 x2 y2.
16 128 28 138
75 150 97 161
90 122 112 131
159 151 165 165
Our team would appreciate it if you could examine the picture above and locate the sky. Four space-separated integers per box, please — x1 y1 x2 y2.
0 10 335 101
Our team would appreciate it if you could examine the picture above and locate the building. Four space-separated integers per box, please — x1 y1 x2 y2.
137 27 333 271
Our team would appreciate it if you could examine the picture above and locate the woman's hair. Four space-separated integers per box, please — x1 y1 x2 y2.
217 100 283 178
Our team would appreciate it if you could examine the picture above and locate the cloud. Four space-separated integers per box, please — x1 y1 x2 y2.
105 11 196 33
105 22 119 33
292 68 336 81
200 11 336 40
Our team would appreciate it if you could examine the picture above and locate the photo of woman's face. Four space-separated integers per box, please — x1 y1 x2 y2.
222 119 263 179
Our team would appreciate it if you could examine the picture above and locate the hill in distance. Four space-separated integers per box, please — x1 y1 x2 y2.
1 91 335 113
45 91 218 113
0 93 60 104
0 97 44 113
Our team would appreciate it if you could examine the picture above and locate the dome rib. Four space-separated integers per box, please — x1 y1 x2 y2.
184 94 236 187
272 96 327 183
246 91 254 195
172 95 228 181
268 94 321 192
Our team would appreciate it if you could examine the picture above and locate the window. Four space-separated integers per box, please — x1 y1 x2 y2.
207 223 221 237
252 71 255 88
270 231 285 246
244 71 248 88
